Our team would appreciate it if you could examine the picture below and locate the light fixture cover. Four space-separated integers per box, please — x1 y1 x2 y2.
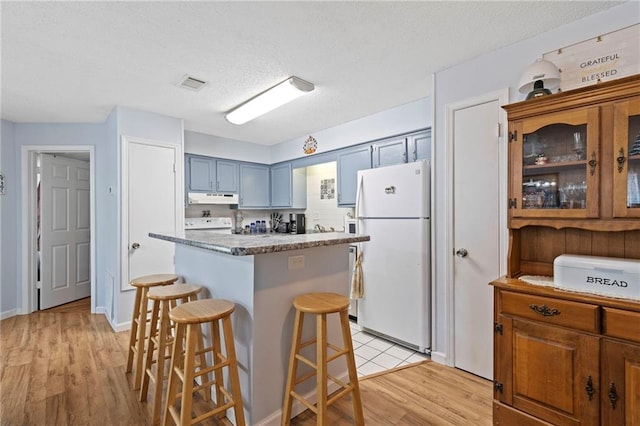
226 76 315 125
518 58 561 94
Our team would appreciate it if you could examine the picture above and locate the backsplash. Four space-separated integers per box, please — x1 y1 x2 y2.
304 162 353 232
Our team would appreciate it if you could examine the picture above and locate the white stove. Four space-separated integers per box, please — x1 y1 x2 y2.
184 217 233 233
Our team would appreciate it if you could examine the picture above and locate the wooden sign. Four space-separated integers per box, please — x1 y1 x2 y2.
543 24 639 92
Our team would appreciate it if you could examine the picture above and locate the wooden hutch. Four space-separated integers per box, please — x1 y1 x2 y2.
491 75 640 425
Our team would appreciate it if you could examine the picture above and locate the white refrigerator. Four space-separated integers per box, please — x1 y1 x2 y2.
355 160 430 352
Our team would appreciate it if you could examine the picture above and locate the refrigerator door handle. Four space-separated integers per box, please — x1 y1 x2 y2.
355 174 364 228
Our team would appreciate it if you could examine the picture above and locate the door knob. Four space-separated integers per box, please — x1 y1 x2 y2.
456 248 468 258
131 242 140 249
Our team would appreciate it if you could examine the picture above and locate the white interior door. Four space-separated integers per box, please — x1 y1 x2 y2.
452 97 503 380
123 138 179 290
40 154 91 309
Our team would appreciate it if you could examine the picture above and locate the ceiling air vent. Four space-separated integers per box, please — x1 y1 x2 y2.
178 75 207 91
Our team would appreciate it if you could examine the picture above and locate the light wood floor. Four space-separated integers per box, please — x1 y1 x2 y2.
1 302 492 425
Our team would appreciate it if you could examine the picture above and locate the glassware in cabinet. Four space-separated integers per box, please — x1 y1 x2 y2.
511 107 600 219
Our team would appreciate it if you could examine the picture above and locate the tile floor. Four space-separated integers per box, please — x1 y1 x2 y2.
349 321 430 377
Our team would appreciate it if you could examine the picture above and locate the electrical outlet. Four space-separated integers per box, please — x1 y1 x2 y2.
288 255 305 270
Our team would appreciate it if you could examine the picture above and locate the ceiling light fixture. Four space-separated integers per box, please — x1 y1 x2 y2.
518 58 561 100
225 76 315 125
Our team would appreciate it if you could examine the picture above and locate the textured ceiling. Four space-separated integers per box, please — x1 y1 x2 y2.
1 1 622 145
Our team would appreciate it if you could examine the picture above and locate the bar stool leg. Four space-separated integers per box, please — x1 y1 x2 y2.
140 297 161 403
163 322 184 426
180 324 199 426
282 309 305 426
340 310 364 426
126 287 143 373
316 313 328 426
150 300 172 424
133 287 151 390
222 315 246 426
209 319 225 412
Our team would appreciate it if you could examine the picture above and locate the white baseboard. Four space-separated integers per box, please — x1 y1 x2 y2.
94 306 106 315
430 351 449 366
255 372 349 426
0 309 17 320
103 312 130 333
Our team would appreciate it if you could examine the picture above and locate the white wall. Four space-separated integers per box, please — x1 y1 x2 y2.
270 97 430 164
430 1 640 362
184 130 270 164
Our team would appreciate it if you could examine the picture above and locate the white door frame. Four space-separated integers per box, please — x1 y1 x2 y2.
443 89 509 366
120 135 183 291
20 145 96 314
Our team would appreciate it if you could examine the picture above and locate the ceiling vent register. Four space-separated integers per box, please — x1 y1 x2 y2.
179 75 207 91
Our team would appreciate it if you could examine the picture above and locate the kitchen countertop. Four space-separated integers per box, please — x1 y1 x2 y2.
149 230 369 256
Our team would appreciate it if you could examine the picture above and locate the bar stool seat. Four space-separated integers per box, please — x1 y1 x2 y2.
140 283 204 425
164 299 245 426
126 274 179 391
282 292 364 426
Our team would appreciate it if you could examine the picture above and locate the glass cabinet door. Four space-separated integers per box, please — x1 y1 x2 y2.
613 98 640 218
511 107 600 218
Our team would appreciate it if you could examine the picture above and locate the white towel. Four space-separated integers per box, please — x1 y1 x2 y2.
350 251 364 299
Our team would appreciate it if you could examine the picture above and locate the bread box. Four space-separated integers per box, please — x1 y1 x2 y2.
554 254 640 300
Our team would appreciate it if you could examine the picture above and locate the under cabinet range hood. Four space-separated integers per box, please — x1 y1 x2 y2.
187 192 239 205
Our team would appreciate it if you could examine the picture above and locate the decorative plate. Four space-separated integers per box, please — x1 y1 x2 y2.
303 135 317 154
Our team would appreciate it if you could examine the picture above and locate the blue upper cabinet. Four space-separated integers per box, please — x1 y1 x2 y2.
216 160 238 193
337 145 372 207
188 155 215 191
270 163 292 208
239 163 270 208
271 162 307 209
186 154 238 193
372 136 407 168
408 129 431 162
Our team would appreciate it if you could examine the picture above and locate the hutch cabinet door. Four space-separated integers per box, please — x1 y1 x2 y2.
510 107 600 219
600 339 640 426
612 97 640 218
507 318 599 425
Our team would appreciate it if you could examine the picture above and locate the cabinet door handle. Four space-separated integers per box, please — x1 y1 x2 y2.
529 304 561 316
588 151 598 176
617 147 626 173
608 382 618 409
585 376 595 401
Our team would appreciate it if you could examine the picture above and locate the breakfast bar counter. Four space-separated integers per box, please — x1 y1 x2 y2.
149 230 369 425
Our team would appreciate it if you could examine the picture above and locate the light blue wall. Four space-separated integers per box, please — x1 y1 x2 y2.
271 97 431 164
1 120 18 318
112 106 184 326
430 2 639 360
1 121 106 317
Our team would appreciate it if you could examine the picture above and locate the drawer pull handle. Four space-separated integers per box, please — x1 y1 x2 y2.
608 382 618 409
529 304 561 317
585 376 595 401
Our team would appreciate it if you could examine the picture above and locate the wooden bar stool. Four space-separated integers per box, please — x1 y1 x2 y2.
163 299 245 426
126 274 179 391
140 283 206 425
282 292 364 426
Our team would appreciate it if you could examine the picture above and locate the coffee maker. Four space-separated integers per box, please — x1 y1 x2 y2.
289 213 306 234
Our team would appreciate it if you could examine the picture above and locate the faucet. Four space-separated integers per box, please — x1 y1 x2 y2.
314 224 326 233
